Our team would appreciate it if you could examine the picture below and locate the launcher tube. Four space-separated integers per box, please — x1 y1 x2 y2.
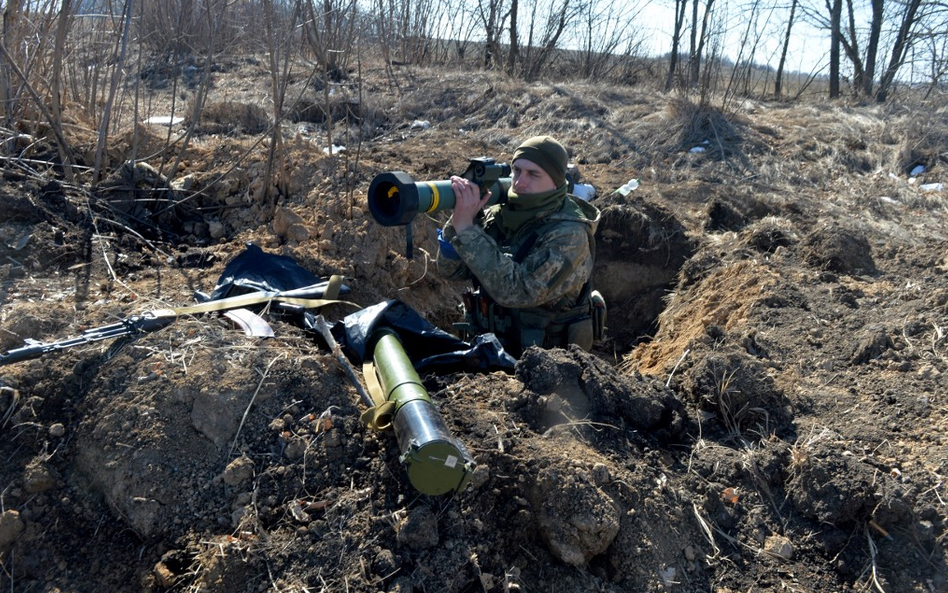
371 329 475 495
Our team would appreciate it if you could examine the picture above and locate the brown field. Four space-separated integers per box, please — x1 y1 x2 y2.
1 52 947 593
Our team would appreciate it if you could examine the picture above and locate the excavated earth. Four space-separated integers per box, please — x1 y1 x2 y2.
1 61 947 593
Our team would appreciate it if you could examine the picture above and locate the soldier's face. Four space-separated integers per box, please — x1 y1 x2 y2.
512 159 557 194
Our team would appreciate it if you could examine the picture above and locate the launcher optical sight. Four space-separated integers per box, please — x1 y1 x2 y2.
367 158 512 227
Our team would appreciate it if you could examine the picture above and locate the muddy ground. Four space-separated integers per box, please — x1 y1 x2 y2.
1 60 947 593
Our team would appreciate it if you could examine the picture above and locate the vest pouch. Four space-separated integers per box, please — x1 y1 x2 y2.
515 308 551 351
566 316 594 351
590 290 607 342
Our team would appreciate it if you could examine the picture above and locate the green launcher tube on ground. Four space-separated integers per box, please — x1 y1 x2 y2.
370 329 476 495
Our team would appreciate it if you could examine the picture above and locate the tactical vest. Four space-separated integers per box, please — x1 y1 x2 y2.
455 215 606 357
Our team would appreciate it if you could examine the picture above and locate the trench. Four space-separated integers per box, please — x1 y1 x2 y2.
591 197 695 354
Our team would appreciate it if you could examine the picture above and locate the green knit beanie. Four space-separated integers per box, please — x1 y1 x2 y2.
512 136 568 187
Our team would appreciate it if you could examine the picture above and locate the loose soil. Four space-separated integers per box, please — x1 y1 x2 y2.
1 61 947 593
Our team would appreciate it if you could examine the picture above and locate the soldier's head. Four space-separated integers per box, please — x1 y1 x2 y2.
511 136 568 194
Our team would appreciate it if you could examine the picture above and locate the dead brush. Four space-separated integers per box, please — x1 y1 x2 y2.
704 361 773 444
891 111 948 175
896 319 947 371
662 95 762 165
709 367 745 440
787 426 839 481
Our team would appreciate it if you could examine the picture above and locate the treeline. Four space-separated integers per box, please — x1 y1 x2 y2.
0 0 945 183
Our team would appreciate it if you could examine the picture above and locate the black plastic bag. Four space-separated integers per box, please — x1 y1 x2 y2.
210 243 323 299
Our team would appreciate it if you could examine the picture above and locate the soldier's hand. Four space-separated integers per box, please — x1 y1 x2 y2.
450 175 491 232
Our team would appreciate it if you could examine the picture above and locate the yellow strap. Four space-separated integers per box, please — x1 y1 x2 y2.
166 296 357 317
324 274 344 301
358 361 394 431
359 402 395 432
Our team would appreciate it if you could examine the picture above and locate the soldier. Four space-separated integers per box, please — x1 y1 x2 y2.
437 135 602 357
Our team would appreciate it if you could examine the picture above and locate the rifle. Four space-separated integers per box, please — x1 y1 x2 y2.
0 279 352 367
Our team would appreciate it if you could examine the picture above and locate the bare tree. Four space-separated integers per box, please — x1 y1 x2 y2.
665 0 689 90
810 0 932 100
687 0 715 85
519 0 577 80
92 0 134 184
261 0 305 205
724 0 781 102
861 0 883 94
474 0 510 69
163 0 230 182
775 0 799 97
1 1 61 137
303 0 358 79
829 0 841 97
875 0 924 100
567 0 645 81
439 0 479 65
919 5 947 99
507 0 519 75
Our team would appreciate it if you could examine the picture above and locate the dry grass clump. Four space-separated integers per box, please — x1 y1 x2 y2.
888 109 948 176
196 100 270 135
664 95 755 159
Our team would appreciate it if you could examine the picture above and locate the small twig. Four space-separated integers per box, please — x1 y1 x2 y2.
230 353 286 457
864 525 888 593
406 248 431 287
492 424 504 453
692 503 722 559
666 348 691 387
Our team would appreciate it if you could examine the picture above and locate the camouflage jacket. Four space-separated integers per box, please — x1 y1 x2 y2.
437 195 600 312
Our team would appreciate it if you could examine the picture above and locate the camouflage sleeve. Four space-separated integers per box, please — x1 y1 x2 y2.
450 222 591 309
436 222 473 280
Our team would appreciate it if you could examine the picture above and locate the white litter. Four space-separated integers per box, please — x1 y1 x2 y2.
410 120 431 130
572 183 596 201
919 183 944 192
144 115 184 126
615 179 639 196
689 146 706 153
323 144 346 155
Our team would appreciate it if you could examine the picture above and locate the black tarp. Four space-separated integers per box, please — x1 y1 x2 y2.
316 300 515 374
210 243 325 299
212 244 515 374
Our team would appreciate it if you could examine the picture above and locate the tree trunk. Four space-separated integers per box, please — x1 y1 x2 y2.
842 0 865 91
775 0 797 98
829 0 841 98
507 0 518 76
665 0 688 90
876 0 923 102
863 0 884 95
693 0 714 87
93 0 135 185
688 0 699 85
